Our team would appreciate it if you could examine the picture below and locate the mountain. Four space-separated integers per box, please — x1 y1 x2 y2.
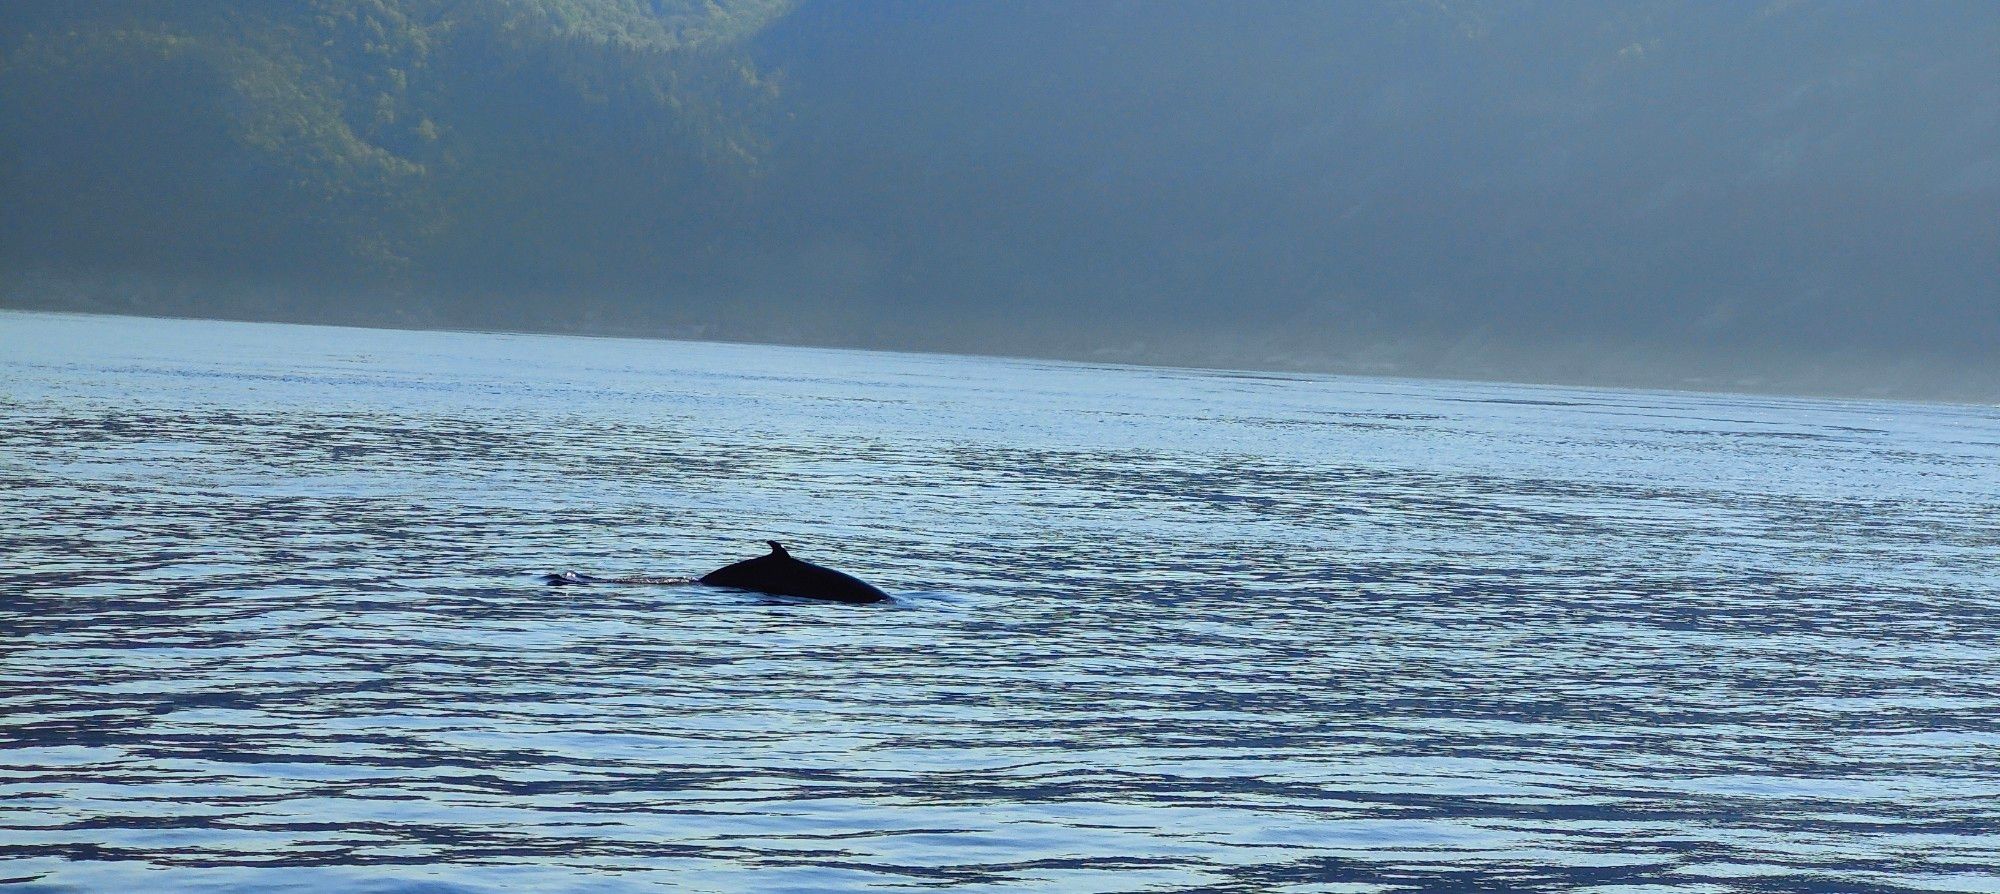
4 1 1996 398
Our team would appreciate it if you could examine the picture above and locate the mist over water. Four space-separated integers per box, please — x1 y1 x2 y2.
4 311 1998 892
3 2 1997 398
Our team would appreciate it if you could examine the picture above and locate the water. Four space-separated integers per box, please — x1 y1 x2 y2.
3 310 1998 893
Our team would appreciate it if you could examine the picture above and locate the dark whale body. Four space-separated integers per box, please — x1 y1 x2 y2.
545 541 888 604
700 541 889 604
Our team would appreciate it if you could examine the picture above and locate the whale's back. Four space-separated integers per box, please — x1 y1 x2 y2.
699 547 888 604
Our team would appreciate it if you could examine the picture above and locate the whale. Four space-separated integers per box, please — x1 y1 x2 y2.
545 541 890 604
700 541 890 603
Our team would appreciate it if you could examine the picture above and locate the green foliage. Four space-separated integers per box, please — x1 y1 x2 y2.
0 0 789 284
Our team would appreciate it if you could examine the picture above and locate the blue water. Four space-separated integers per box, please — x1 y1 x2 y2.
3 310 1998 893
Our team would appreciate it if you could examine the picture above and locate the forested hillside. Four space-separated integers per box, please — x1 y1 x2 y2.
3 1 1996 397
1 0 787 323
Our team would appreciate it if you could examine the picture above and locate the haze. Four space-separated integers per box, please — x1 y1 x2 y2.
3 1 1995 399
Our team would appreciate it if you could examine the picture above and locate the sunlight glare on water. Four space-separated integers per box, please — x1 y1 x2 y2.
3 311 1998 893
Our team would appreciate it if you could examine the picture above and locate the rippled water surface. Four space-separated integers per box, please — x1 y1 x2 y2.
4 311 1999 893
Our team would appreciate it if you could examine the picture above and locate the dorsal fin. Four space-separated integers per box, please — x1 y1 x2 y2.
766 540 789 557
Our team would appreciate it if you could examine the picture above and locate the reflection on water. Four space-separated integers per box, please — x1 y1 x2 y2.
3 311 1999 892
